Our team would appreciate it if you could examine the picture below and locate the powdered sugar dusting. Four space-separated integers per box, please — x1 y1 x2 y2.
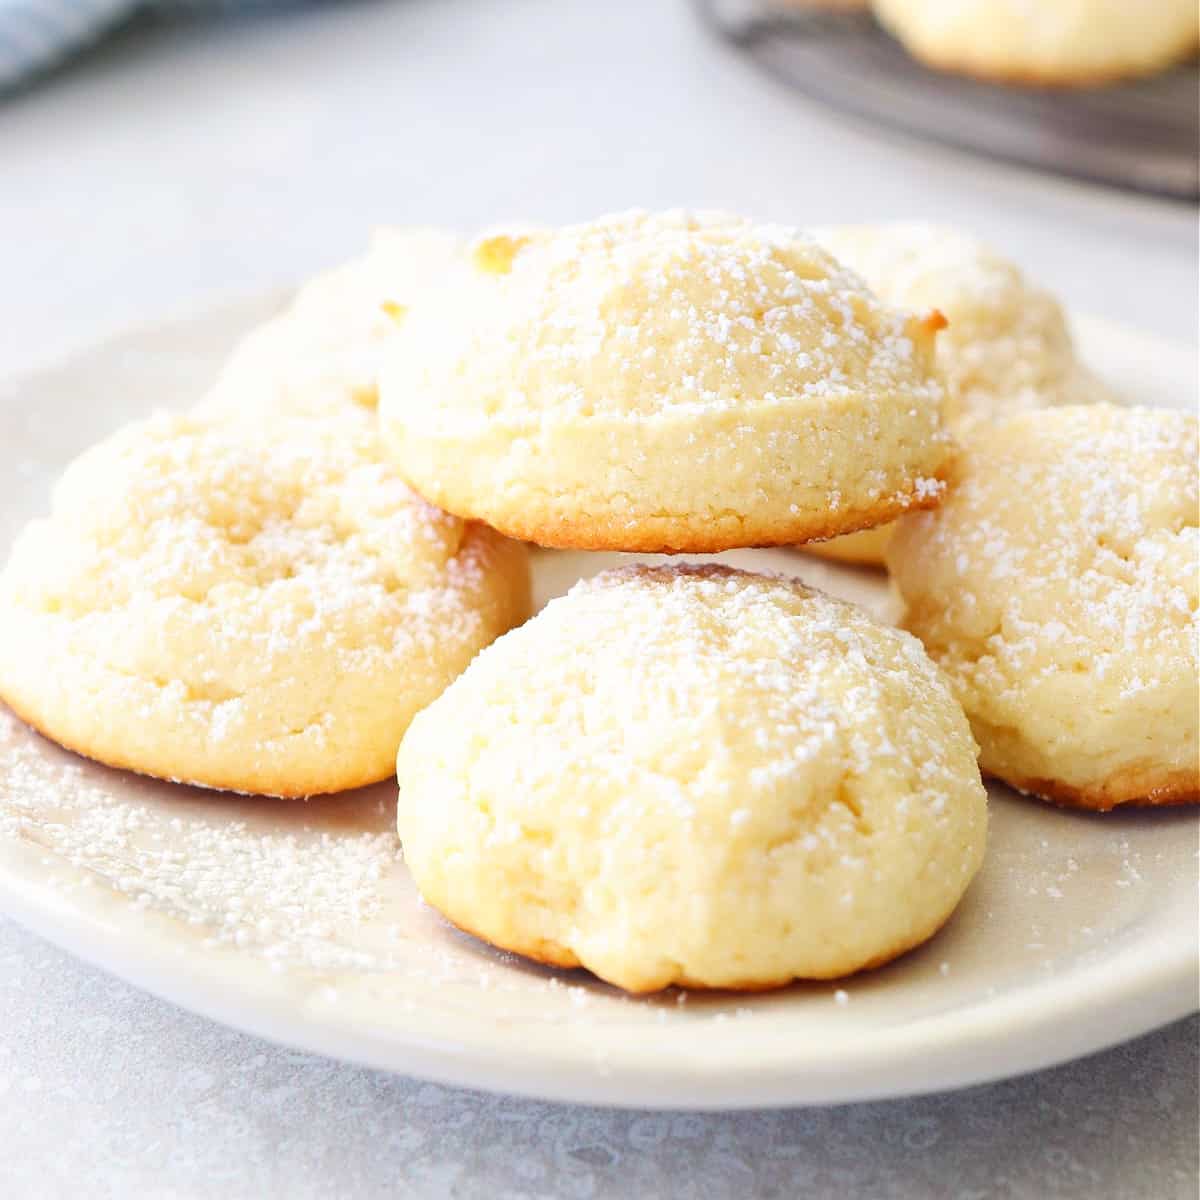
382 210 951 542
395 564 989 990
0 406 513 794
891 403 1199 797
445 564 982 841
440 209 944 421
813 222 1110 426
902 405 1196 691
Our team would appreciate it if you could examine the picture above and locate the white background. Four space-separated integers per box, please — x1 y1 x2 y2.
1 1 1196 1195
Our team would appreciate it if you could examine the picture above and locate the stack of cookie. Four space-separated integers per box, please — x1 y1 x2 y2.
0 210 1194 995
377 212 987 992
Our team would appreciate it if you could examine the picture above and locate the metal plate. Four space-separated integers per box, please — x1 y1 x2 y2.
697 0 1200 201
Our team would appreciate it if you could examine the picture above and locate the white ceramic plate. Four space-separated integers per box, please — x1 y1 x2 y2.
0 297 1196 1110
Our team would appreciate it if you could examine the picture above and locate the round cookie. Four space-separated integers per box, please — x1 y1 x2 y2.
814 224 1105 429
396 565 988 993
379 210 952 553
805 223 1110 566
0 408 530 797
888 404 1199 811
204 227 462 418
871 0 1199 86
805 523 894 567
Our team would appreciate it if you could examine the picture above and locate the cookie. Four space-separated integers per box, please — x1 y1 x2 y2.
888 404 1198 810
204 227 462 418
803 523 894 567
871 0 1199 86
0 408 530 796
805 223 1109 566
396 565 987 993
379 210 952 553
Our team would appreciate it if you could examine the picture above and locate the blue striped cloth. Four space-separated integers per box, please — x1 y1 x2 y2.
0 1 298 91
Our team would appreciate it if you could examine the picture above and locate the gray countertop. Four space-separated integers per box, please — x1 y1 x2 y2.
2 920 1196 1198
0 1 1197 1194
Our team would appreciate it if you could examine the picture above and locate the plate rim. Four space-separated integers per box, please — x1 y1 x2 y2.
1 830 1194 1109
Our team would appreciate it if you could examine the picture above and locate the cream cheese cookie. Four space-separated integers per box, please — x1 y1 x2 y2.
815 224 1104 429
871 0 1199 86
379 210 952 553
803 523 895 568
204 227 462 418
807 223 1109 566
396 565 988 993
888 405 1199 811
0 408 530 797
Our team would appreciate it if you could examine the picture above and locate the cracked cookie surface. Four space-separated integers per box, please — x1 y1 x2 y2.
888 404 1199 810
0 407 530 796
396 564 987 992
379 210 952 553
805 222 1111 567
